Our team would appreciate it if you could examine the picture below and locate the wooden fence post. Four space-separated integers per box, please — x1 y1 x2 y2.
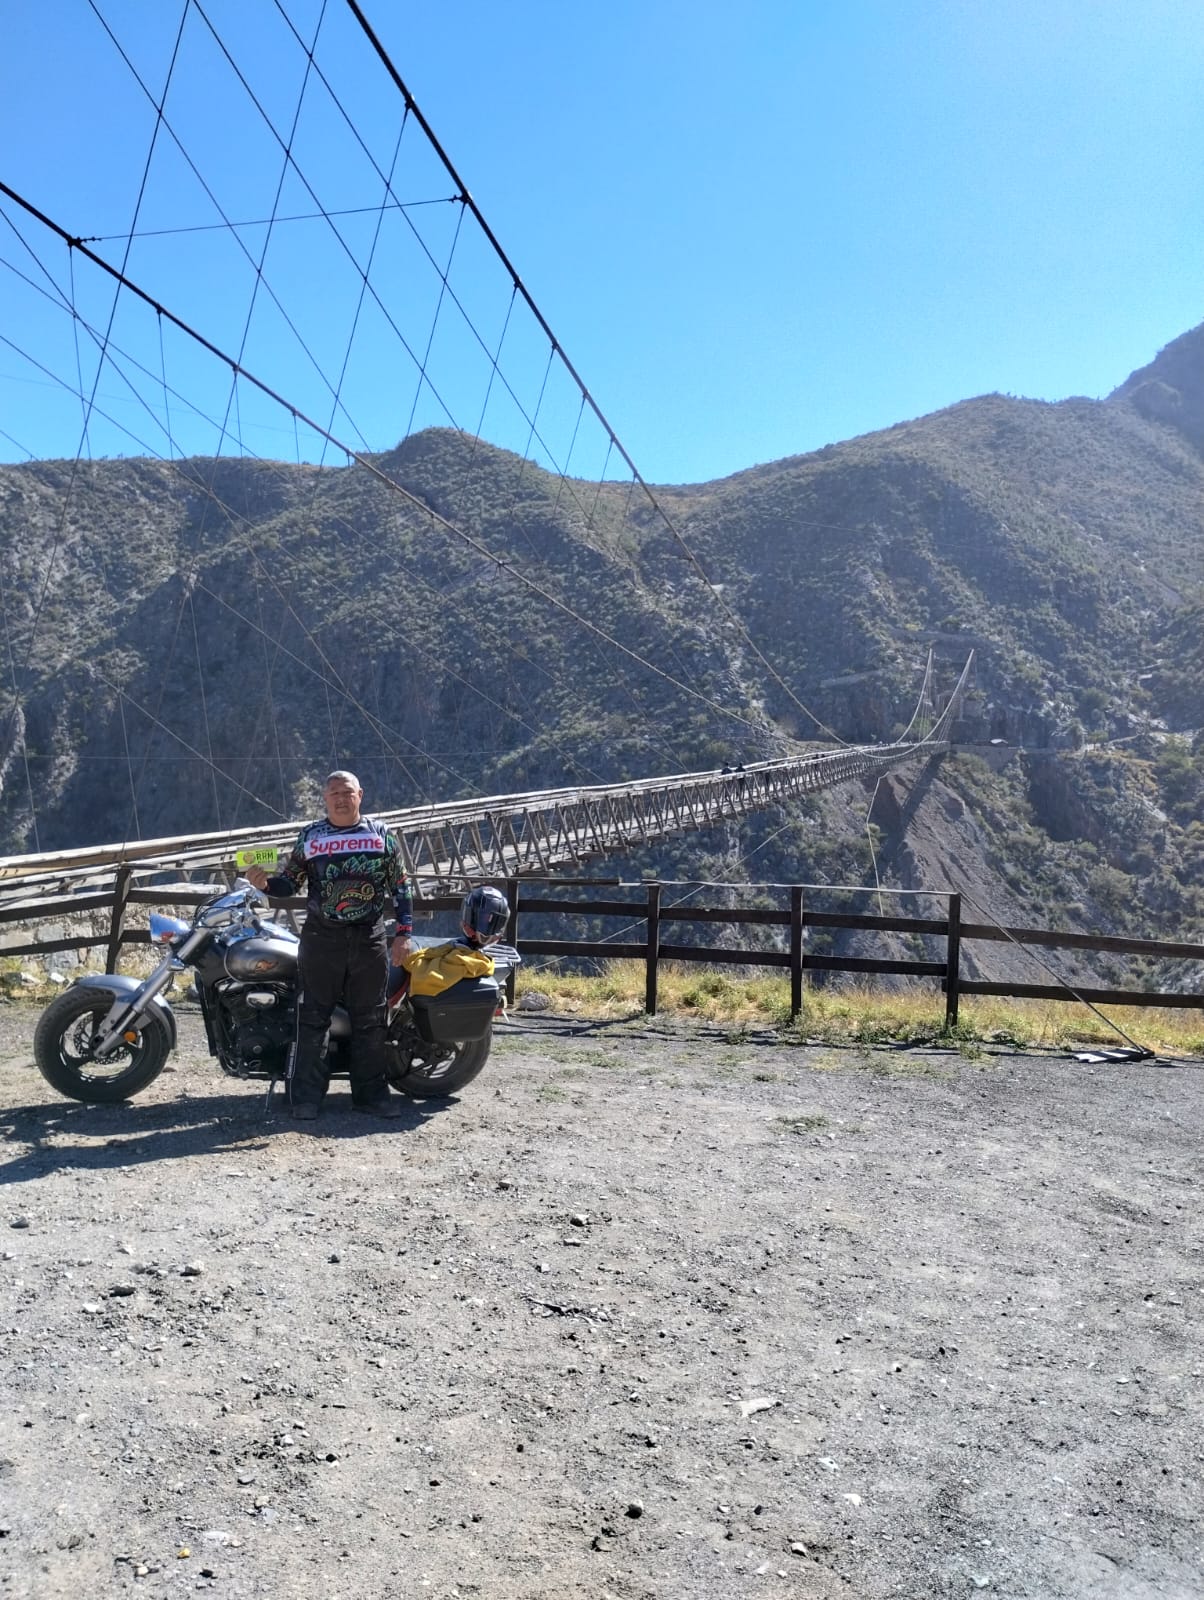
945 891 962 1029
505 877 520 1006
645 880 661 1016
105 865 132 974
790 885 804 1019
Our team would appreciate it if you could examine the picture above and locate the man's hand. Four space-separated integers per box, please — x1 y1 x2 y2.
391 934 412 965
245 865 269 891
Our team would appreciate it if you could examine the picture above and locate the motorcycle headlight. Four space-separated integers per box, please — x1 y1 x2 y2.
149 912 192 943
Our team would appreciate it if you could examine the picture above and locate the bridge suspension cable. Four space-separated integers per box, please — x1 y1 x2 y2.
341 0 846 746
0 178 800 757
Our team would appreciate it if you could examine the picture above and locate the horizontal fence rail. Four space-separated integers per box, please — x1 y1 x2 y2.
3 877 1201 1027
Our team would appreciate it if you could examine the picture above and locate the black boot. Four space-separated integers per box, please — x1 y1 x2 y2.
352 1093 402 1119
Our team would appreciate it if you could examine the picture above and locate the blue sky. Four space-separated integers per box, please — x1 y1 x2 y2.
1 0 1201 484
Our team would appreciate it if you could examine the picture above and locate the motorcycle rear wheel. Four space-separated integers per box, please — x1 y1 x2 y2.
34 986 170 1104
389 1035 491 1099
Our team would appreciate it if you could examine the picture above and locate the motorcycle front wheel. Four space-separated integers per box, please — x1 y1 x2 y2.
34 986 170 1104
389 1035 491 1100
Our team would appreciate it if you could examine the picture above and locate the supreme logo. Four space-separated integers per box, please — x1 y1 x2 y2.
304 834 384 858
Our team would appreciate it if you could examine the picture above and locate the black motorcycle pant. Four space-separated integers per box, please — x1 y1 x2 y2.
288 918 390 1106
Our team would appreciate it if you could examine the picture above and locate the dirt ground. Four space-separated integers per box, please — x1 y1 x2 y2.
0 1000 1201 1600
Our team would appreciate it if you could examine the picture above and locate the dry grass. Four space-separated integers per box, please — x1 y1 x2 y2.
517 958 1204 1057
4 952 1199 1059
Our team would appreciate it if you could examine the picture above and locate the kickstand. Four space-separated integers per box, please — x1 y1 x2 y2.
264 1075 280 1113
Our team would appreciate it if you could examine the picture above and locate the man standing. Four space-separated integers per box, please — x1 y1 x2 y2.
246 771 412 1120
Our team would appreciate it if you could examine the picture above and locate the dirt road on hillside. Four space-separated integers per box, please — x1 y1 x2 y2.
0 1002 1201 1599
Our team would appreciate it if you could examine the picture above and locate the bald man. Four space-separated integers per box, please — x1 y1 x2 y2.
247 771 412 1119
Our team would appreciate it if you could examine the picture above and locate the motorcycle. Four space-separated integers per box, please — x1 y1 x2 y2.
32 881 520 1106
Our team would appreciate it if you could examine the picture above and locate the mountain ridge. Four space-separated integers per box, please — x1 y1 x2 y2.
1110 319 1204 456
1 326 1201 976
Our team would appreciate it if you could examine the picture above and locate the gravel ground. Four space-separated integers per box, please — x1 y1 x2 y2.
0 1000 1201 1600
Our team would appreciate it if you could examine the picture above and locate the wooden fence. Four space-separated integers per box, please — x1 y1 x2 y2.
2 876 1201 1025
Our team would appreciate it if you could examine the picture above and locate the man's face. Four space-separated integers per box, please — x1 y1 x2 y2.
324 779 363 825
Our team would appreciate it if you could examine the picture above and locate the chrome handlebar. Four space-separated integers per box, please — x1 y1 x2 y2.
197 880 269 930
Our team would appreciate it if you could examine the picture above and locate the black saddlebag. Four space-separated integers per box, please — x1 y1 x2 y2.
410 974 500 1044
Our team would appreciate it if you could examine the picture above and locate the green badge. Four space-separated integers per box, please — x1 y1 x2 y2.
235 847 279 869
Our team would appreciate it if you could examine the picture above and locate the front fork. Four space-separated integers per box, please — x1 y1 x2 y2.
91 927 207 1056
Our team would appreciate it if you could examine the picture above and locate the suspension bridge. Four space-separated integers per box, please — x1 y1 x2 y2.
0 1 973 917
0 665 968 909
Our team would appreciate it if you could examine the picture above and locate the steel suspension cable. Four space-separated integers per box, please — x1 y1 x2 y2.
128 0 763 768
0 181 788 749
178 0 431 807
83 0 376 456
117 692 143 838
485 349 700 763
0 316 477 797
300 99 425 797
0 269 619 793
0 587 39 850
0 234 431 791
91 669 291 819
1 302 636 799
0 3 190 840
267 0 613 530
0 425 35 458
341 0 848 746
403 194 465 443
185 0 464 434
271 0 826 743
79 197 459 243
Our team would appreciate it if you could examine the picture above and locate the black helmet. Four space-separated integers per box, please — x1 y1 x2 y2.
461 884 509 945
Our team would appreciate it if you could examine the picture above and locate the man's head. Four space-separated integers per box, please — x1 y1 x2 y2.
323 770 363 826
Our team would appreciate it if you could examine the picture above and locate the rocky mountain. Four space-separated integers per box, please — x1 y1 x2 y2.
1 325 1202 978
1111 320 1204 457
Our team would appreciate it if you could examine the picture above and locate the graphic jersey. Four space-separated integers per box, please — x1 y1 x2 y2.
267 816 413 931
